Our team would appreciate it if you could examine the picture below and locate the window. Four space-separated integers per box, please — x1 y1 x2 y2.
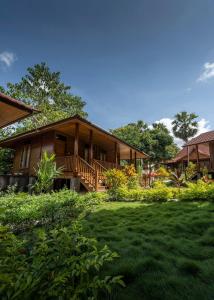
20 144 31 169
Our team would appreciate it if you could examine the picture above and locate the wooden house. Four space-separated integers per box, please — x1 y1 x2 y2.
0 92 38 128
0 115 148 191
166 144 210 171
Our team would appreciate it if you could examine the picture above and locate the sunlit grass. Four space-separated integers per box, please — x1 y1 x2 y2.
83 201 214 300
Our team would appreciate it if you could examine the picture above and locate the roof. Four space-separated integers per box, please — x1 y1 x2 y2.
185 131 214 146
168 144 210 163
0 114 149 159
0 92 39 129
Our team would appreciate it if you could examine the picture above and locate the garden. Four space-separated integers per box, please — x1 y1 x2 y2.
1 155 214 299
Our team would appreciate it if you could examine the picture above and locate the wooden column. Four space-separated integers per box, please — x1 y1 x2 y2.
187 146 190 165
134 151 137 170
130 149 133 165
196 144 200 172
89 129 93 163
114 142 118 167
74 123 79 156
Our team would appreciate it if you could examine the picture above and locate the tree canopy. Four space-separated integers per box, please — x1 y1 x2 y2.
172 111 198 144
0 62 87 131
111 121 179 163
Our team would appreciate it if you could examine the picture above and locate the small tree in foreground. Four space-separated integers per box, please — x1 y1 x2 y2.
33 152 63 193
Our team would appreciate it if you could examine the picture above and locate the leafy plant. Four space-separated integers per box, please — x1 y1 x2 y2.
123 164 139 189
33 151 63 194
185 162 197 181
105 169 127 200
0 223 124 299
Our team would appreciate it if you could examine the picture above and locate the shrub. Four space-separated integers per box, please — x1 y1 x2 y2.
185 162 197 181
141 187 175 202
123 165 139 189
105 169 127 200
33 151 63 194
0 189 102 232
178 180 214 202
0 223 124 299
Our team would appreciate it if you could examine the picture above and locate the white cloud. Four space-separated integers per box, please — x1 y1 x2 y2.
154 117 211 147
197 62 214 82
0 51 16 68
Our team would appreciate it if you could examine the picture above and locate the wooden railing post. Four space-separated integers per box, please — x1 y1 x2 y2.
95 170 99 191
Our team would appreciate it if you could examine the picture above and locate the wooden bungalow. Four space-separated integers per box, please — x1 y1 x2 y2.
166 144 210 171
0 92 38 128
0 115 148 192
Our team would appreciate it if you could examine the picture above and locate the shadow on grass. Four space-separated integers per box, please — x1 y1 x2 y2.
83 201 214 300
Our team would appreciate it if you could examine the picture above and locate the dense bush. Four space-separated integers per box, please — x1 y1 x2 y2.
0 223 124 299
178 180 214 202
0 189 105 232
0 190 124 299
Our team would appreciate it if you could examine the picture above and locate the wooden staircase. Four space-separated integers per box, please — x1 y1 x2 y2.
56 155 108 192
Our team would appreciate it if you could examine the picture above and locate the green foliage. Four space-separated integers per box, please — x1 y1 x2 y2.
33 151 63 193
168 169 185 188
185 162 197 181
0 223 124 299
111 121 179 163
0 127 15 174
178 180 214 202
156 166 170 178
105 169 127 200
0 190 123 299
172 111 198 143
123 164 139 189
0 189 104 231
0 62 87 132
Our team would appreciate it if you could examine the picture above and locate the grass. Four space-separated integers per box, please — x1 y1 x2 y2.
83 201 214 300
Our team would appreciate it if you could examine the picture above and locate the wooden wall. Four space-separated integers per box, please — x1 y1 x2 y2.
12 131 55 176
12 130 117 176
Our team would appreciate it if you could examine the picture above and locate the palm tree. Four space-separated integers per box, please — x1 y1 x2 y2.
172 111 198 143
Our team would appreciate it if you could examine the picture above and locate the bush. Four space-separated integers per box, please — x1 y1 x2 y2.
178 180 214 202
105 169 127 200
0 189 103 232
123 164 139 189
33 151 63 194
0 223 124 299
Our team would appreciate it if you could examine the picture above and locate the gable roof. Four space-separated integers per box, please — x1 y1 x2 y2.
0 92 38 128
0 114 149 159
185 131 214 146
168 144 210 163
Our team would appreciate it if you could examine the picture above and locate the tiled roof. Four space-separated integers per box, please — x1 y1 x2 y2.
185 131 214 146
168 144 210 163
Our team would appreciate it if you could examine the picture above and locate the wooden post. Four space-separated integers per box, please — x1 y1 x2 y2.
114 142 118 168
134 151 137 170
95 170 98 191
196 144 200 172
74 123 79 156
130 149 133 165
187 146 190 165
89 129 93 163
74 123 79 173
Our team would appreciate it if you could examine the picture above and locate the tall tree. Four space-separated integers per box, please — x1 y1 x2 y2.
111 121 179 163
172 111 198 143
1 62 87 131
0 62 88 174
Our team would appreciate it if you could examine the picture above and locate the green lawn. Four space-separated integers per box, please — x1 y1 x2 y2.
83 201 214 300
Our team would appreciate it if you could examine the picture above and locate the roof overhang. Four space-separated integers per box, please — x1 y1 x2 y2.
0 115 149 159
0 92 39 129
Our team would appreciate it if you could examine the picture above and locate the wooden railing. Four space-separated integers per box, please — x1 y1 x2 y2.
56 155 98 190
76 156 97 189
94 159 123 170
92 159 107 183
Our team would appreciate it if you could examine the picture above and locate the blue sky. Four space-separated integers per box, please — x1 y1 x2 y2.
0 0 214 136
